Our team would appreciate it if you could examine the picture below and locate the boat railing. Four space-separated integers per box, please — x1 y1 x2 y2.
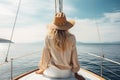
0 50 41 80
0 51 120 80
79 51 120 80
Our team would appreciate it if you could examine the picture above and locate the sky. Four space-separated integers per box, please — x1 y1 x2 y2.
0 0 120 43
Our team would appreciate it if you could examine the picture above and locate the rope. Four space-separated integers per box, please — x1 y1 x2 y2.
87 52 120 65
102 66 120 78
93 2 104 76
0 50 120 79
79 50 120 65
5 0 22 62
104 58 120 65
80 52 120 78
87 61 120 78
0 51 40 66
13 51 40 60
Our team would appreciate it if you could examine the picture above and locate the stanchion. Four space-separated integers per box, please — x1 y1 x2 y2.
11 58 13 80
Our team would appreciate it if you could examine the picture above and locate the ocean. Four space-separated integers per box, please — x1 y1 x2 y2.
0 43 120 80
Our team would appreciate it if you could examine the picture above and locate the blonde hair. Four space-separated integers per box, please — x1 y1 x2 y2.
48 29 68 52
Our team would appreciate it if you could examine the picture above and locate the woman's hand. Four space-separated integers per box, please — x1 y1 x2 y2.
35 69 44 74
75 73 85 80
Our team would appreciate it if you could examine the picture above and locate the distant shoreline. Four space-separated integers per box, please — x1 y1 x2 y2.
0 38 13 43
0 39 120 45
77 42 120 45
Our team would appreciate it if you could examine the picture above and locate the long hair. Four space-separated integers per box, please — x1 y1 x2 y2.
48 29 67 52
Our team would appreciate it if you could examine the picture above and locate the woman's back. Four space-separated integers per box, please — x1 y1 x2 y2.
43 31 79 73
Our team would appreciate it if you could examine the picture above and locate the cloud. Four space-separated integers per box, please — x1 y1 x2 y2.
0 7 14 16
0 0 54 43
70 11 120 43
0 11 120 43
0 23 47 43
0 0 54 27
70 19 99 42
0 0 120 43
0 0 77 28
104 12 120 22
0 1 17 27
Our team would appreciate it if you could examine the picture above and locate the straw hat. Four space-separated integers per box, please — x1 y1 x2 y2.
47 12 75 30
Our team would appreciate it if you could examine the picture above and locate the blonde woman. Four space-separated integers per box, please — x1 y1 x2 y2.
36 12 85 80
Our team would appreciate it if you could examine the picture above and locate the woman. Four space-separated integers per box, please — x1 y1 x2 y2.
36 12 85 80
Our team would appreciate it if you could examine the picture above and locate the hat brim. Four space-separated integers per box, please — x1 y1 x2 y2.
47 20 75 30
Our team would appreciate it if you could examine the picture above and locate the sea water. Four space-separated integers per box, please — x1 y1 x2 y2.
0 43 120 80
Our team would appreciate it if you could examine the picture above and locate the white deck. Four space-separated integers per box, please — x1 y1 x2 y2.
16 68 105 80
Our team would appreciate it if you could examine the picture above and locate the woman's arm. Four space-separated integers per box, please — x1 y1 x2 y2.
36 36 51 74
75 73 85 80
71 36 80 73
35 69 44 74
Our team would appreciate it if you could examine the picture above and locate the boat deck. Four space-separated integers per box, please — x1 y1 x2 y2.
14 68 105 80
